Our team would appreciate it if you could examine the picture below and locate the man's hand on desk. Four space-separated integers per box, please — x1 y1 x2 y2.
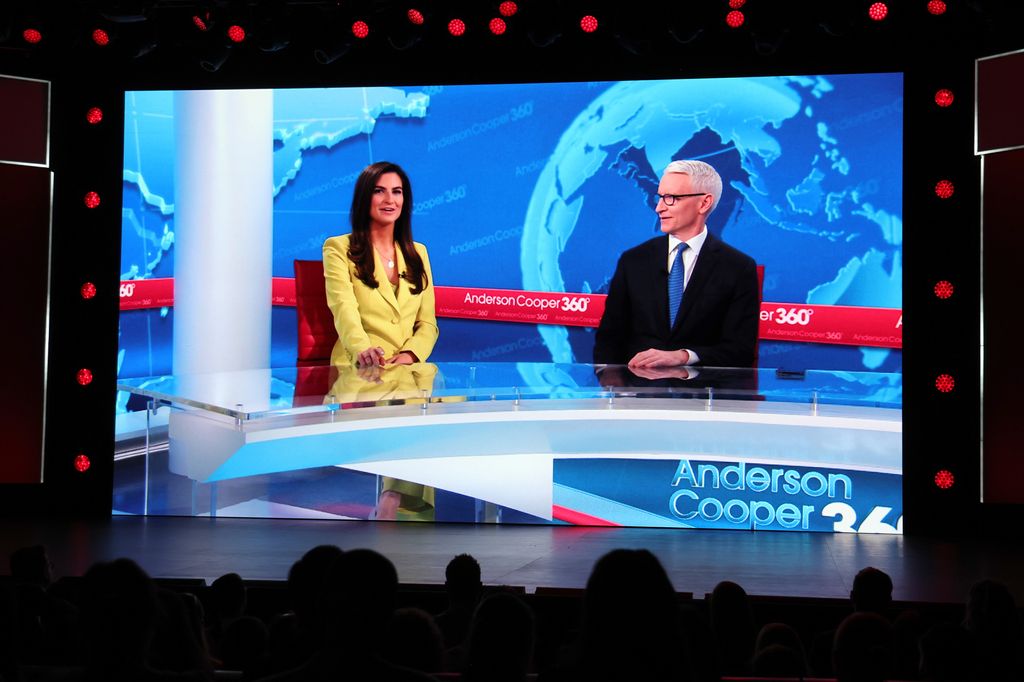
628 365 699 381
627 348 690 368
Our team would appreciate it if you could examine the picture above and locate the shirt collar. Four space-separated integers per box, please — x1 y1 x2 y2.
669 227 708 254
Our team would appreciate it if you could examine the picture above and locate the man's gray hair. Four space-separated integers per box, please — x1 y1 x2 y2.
663 160 723 214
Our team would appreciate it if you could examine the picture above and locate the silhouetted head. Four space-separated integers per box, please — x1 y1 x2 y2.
445 553 482 604
382 607 444 674
752 643 806 677
581 549 687 680
325 548 399 645
964 578 1021 642
851 566 893 615
833 611 894 682
9 545 52 587
465 592 535 682
210 572 246 621
80 558 160 664
287 544 343 623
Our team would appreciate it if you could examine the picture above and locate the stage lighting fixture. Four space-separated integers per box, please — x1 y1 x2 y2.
98 2 150 23
868 3 889 21
489 17 507 35
927 0 947 15
499 2 518 17
352 20 369 39
84 192 101 209
525 1 563 47
227 24 246 43
935 374 955 393
934 469 955 489
314 40 351 64
92 28 111 46
726 10 745 28
729 0 746 7
76 368 93 386
388 7 425 49
200 44 232 71
934 179 955 199
448 18 466 36
934 280 954 299
85 107 103 124
22 27 42 44
934 88 954 107
580 15 598 33
193 13 210 31
80 282 97 300
74 454 91 473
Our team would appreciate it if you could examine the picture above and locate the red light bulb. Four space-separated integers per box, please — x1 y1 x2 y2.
927 0 947 15
352 21 369 38
84 192 101 209
74 454 91 473
92 28 110 46
934 280 954 299
726 11 745 28
499 2 518 17
934 469 954 489
934 89 954 107
935 374 955 393
81 282 97 300
86 107 103 124
935 180 955 199
227 25 246 42
489 17 507 35
869 3 889 20
448 18 466 36
580 15 598 33
407 9 425 25
77 368 94 386
23 28 43 44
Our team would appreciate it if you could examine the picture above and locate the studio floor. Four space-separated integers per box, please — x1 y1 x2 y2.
2 515 1021 605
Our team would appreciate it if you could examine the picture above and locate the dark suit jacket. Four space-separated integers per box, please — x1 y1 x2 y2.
593 232 760 367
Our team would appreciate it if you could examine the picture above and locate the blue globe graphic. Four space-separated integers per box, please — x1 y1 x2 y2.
518 77 902 390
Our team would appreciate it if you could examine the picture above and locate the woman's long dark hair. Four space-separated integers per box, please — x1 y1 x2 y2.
347 161 427 294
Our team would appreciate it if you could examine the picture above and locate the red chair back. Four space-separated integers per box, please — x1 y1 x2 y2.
294 259 338 364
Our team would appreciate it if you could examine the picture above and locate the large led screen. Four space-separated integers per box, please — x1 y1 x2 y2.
116 74 903 532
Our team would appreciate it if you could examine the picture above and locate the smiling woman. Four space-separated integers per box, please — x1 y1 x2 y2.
323 161 438 369
322 160 440 520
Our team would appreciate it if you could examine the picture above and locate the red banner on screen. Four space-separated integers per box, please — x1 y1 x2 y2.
119 278 901 349
434 285 605 327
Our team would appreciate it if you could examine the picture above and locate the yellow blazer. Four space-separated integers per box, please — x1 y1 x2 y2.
323 234 439 366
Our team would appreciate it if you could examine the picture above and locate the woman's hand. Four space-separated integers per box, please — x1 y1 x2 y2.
386 351 417 365
357 346 386 367
356 363 384 383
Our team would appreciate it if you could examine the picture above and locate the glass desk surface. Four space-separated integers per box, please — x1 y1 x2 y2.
116 362 902 421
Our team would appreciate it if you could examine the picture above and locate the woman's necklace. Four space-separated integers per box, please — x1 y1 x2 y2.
374 244 395 269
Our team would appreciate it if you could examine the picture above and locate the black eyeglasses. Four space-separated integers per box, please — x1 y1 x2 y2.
656 192 707 206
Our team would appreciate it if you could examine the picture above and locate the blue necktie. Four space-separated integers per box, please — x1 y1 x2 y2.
668 243 687 328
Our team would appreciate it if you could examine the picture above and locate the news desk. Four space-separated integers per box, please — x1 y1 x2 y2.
115 363 902 533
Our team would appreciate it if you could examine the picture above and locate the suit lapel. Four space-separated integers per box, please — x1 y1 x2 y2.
372 248 401 314
672 233 719 332
650 237 671 335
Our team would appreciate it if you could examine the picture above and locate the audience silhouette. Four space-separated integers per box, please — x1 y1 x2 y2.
2 543 1019 682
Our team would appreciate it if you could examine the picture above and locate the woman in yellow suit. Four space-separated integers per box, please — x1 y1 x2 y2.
323 161 439 521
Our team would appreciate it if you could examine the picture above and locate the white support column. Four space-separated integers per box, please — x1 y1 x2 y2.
172 89 273 381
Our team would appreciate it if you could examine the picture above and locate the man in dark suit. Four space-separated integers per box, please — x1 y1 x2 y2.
594 160 760 368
